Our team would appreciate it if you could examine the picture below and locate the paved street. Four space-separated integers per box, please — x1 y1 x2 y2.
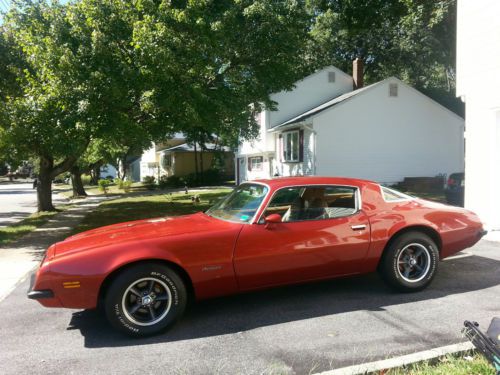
0 182 38 227
0 181 68 227
0 240 499 375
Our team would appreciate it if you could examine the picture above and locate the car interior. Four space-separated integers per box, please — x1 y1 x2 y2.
263 186 357 222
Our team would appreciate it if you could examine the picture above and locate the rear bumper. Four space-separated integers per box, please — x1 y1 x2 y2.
479 229 488 238
27 272 54 300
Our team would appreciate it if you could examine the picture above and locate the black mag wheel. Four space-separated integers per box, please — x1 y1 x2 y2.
396 243 432 283
121 277 172 327
379 231 439 292
104 263 187 337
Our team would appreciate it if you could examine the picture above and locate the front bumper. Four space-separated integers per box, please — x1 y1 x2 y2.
479 229 488 238
27 272 54 300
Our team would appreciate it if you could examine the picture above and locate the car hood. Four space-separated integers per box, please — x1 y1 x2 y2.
55 212 228 256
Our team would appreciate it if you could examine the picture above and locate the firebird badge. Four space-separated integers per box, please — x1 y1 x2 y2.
202 265 222 272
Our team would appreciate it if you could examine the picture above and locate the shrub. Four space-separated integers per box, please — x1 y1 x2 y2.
158 175 184 189
81 175 92 186
98 179 111 194
114 178 124 189
122 180 132 192
142 175 156 190
114 178 132 192
183 169 224 187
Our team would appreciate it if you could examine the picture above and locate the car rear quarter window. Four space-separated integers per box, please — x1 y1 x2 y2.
381 186 413 202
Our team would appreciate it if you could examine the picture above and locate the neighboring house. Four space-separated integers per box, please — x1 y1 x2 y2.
100 164 117 179
157 143 234 179
140 133 234 181
236 61 465 186
140 133 186 181
456 0 500 233
100 157 140 181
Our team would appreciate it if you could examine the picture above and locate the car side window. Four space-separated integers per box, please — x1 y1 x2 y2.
262 185 358 223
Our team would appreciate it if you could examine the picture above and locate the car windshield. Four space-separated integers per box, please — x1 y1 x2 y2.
206 183 268 223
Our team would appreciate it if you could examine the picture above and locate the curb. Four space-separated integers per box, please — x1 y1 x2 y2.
315 342 474 375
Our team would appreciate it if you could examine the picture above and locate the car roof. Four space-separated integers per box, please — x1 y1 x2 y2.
249 176 378 189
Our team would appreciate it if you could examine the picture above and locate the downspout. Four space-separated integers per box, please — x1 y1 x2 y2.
303 123 317 175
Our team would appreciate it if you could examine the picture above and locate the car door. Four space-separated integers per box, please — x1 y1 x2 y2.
233 185 371 290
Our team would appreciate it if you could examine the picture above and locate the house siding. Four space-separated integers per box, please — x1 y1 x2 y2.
457 0 500 232
314 79 464 184
268 67 353 127
237 66 353 181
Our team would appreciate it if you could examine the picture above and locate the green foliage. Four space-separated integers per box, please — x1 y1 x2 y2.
115 178 132 192
142 175 156 190
81 175 91 186
158 175 185 189
307 0 462 115
183 169 225 187
98 179 111 194
121 180 132 193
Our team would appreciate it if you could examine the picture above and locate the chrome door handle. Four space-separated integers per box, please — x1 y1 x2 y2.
351 225 366 231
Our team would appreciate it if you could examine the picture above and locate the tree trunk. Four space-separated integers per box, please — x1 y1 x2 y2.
193 143 199 184
90 164 101 185
119 156 131 181
37 157 56 212
199 146 204 184
70 166 87 197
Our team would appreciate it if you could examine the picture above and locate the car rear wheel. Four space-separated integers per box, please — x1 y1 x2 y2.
104 263 187 337
379 231 439 292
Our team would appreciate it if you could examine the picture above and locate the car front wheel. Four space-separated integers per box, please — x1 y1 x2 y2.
379 231 439 292
104 263 187 337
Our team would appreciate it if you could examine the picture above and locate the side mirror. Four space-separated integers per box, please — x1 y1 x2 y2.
264 214 282 228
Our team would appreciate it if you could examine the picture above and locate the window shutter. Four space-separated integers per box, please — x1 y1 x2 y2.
248 158 252 171
299 129 304 162
278 134 283 162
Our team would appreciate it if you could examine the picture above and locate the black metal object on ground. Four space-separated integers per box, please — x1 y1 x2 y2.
463 319 500 374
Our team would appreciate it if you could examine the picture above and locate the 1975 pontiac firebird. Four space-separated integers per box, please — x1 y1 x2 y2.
28 177 487 337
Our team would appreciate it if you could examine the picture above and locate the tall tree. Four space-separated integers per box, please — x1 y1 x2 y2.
308 0 462 114
0 0 160 210
132 0 313 146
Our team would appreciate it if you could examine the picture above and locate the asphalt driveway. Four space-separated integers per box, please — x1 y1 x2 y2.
0 240 499 375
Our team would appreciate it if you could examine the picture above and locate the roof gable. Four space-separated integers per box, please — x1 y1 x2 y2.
268 65 354 128
271 77 463 130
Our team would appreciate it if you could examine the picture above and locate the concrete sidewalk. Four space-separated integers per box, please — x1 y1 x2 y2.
0 196 108 302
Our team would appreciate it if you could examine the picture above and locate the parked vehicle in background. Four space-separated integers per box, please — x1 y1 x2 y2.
28 176 486 337
445 172 465 206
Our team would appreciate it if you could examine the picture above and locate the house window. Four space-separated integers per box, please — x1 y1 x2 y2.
283 131 300 162
248 156 263 171
161 154 172 168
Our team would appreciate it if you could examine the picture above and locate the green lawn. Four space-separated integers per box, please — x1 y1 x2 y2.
73 188 232 234
386 353 495 375
55 182 148 198
0 205 72 246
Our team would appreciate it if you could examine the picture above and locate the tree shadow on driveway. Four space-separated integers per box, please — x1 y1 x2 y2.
68 254 500 348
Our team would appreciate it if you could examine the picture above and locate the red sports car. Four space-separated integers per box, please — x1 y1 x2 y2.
28 177 486 337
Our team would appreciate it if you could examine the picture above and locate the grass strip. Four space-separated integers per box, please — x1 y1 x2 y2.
73 188 232 234
0 204 73 246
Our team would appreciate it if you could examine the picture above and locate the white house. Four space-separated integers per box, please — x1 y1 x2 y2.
237 62 465 186
457 0 500 236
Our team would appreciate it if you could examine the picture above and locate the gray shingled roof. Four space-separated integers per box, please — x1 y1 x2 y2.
160 143 231 153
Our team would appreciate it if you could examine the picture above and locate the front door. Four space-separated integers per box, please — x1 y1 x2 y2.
233 185 370 290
